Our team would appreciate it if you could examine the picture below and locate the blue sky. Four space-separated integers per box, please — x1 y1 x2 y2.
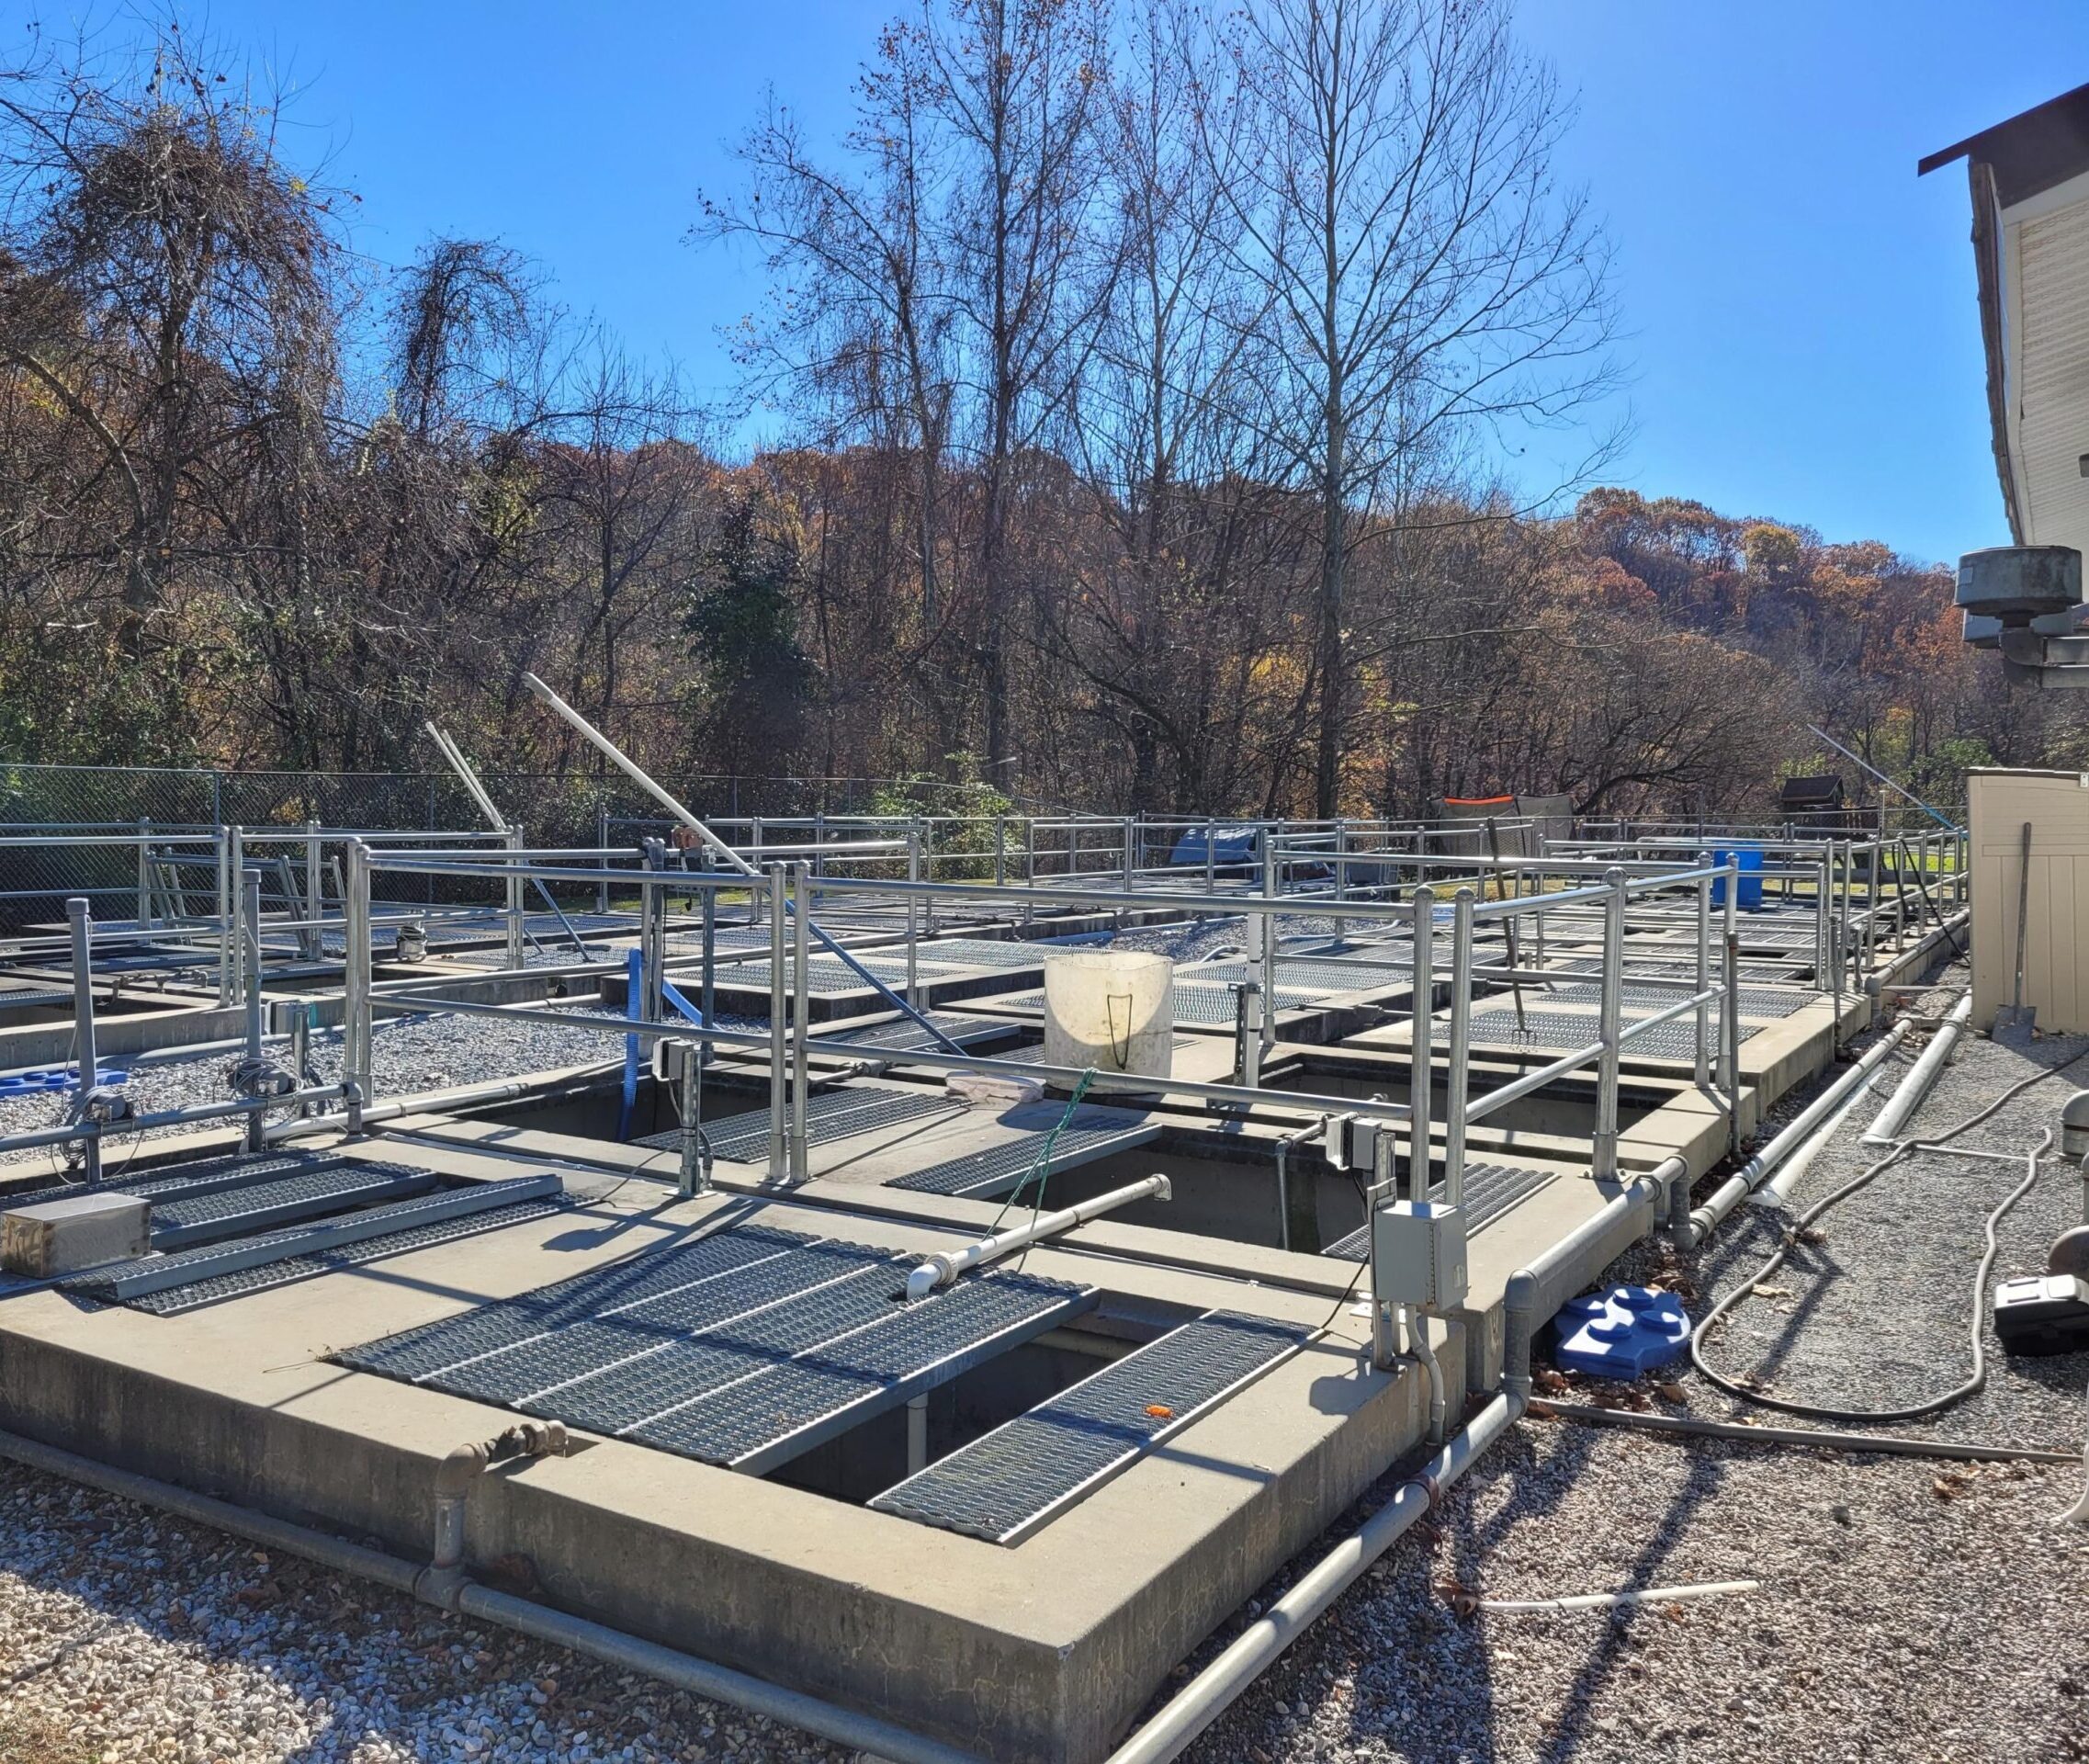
116 0 2089 565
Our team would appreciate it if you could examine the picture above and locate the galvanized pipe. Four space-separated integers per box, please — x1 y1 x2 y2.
1444 888 1474 1206
790 861 811 1182
1592 868 1625 1181
1407 885 1436 1200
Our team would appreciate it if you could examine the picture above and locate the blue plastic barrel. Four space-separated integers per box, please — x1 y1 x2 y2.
1711 844 1764 910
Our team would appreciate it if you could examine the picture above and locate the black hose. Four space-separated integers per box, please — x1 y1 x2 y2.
1691 1047 2089 1424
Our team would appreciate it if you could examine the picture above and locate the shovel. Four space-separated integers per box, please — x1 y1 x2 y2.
1993 820 2038 1044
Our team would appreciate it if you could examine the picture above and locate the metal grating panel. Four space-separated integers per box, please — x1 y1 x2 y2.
63 1177 561 1303
1181 959 1412 996
634 1088 961 1164
894 939 1056 970
1553 956 1809 985
119 1195 567 1316
815 1012 1024 1053
696 956 937 993
1531 982 1809 1019
886 1117 1162 1200
148 1162 437 1249
626 1268 1095 1473
536 1262 912 1437
871 1310 1309 1544
422 1238 894 1408
343 1222 830 1382
1 1150 346 1216
1462 1008 1756 1058
1321 1162 1558 1261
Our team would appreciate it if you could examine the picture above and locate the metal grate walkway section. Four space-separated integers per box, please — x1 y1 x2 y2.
886 1113 1162 1201
633 1087 963 1165
339 1220 1096 1476
871 1310 1310 1544
1322 1162 1559 1261
1530 981 1809 1019
1462 1008 1756 1059
1180 958 1413 998
147 1162 440 1250
814 1012 1025 1054
62 1176 566 1313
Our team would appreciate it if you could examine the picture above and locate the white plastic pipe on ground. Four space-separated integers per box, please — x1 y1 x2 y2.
1859 992 1971 1147
1683 1021 1913 1245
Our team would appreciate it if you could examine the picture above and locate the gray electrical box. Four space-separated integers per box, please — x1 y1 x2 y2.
1370 1200 1467 1309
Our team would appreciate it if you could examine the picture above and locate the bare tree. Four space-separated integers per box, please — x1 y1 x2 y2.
1214 0 1619 815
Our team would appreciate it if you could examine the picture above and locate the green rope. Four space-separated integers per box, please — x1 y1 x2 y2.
988 1066 1095 1238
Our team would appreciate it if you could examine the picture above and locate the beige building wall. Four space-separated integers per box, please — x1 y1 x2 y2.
1969 768 2089 1033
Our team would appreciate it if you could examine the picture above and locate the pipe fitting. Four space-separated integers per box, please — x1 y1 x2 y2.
422 1421 568 1597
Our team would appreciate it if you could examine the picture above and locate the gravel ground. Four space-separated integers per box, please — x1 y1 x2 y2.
0 1001 625 1171
0 1463 850 1764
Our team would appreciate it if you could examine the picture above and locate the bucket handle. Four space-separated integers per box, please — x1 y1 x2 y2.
1105 991 1134 1069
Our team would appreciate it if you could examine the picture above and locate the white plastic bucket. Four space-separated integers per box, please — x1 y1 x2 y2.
1042 949 1175 1080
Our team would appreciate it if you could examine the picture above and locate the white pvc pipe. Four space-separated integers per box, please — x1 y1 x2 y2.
1684 1019 1913 1245
903 1173 1171 1300
1860 992 1971 1147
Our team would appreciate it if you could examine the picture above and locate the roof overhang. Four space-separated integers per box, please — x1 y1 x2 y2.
1924 84 2089 557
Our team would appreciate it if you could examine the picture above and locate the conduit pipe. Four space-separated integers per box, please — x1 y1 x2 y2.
0 1425 987 1764
1859 992 1971 1147
903 1173 1170 1300
1110 1156 1686 1764
1679 1022 1913 1248
1528 1400 2080 1465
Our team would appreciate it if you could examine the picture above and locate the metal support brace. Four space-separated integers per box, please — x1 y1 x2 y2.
505 825 526 970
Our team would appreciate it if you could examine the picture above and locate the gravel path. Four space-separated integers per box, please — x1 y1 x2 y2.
0 1003 625 1171
0 1463 849 1764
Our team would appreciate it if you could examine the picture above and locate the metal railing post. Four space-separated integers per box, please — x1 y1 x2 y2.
994 815 1007 889
228 824 245 1001
505 824 526 970
242 871 265 1151
1694 857 1712 1088
1445 888 1473 1207
135 817 151 932
1592 867 1625 1182
215 824 232 1005
1407 884 1436 1200
343 841 373 1124
906 829 922 1008
767 865 787 1181
1260 838 1280 1056
597 806 611 914
790 862 811 1182
303 820 322 960
66 897 102 1183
